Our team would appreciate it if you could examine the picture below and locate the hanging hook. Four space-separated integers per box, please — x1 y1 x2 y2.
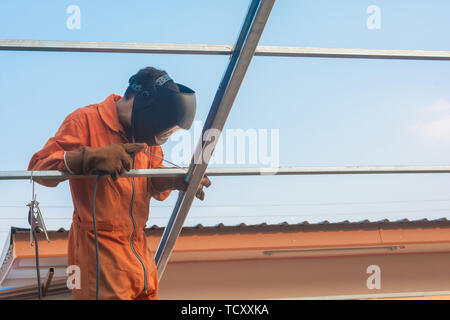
27 172 50 244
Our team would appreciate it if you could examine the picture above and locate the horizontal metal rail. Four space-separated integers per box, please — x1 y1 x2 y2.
0 40 233 55
2 166 450 181
256 46 450 60
1 40 450 60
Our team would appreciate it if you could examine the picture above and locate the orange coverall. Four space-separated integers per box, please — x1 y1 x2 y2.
28 94 171 300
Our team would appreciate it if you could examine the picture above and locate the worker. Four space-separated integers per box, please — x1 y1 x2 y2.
28 67 211 300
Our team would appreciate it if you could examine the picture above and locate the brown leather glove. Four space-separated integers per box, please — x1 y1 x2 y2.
152 175 211 200
65 143 146 180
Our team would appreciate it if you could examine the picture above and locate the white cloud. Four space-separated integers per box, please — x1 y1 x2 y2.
422 99 450 113
409 99 450 143
410 115 450 142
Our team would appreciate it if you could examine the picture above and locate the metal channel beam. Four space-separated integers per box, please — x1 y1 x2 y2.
2 166 450 181
154 0 276 280
1 39 450 61
0 40 232 55
255 46 450 61
0 169 188 180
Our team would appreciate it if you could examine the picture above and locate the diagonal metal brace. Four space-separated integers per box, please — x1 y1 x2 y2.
154 0 276 280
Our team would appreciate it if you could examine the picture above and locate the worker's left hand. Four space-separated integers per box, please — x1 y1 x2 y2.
152 175 211 200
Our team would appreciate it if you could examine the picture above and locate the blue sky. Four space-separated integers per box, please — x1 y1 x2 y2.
1 0 450 250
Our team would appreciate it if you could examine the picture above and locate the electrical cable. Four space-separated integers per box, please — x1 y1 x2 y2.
90 151 179 299
92 175 101 300
147 151 187 171
32 227 42 300
28 204 42 300
6 198 450 209
7 207 450 222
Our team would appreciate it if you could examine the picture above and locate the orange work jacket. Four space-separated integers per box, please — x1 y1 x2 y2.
28 94 171 300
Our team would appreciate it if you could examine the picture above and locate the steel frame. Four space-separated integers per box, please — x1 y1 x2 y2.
0 0 449 280
1 40 450 60
3 165 450 181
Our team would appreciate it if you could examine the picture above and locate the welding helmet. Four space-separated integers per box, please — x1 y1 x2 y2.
130 74 196 146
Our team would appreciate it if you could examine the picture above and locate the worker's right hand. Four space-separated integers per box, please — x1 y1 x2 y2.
65 143 146 180
151 175 211 200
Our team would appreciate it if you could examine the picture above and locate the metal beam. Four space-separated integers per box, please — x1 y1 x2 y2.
3 165 450 181
0 169 188 180
2 165 450 181
284 290 450 300
154 0 276 280
0 40 232 55
1 39 450 61
256 46 450 61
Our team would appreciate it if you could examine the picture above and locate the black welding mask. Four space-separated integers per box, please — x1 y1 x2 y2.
130 74 196 146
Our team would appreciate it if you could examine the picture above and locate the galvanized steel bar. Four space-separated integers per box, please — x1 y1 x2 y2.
1 39 450 61
202 166 450 176
2 166 450 181
0 169 187 180
0 40 232 55
255 46 450 60
154 0 276 280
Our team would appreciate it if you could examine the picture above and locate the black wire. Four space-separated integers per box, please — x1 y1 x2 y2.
6 198 450 209
32 227 42 300
92 175 101 300
28 205 42 300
